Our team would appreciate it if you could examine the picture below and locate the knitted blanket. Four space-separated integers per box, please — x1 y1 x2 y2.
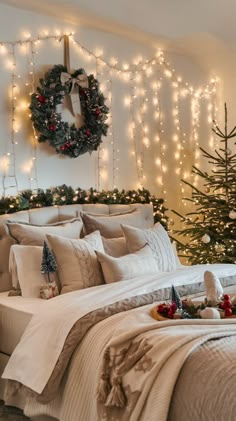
96 308 236 421
2 263 236 420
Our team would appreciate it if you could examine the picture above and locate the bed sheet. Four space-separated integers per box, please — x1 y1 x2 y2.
0 292 47 355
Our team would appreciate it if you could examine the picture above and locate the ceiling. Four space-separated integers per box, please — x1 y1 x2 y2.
0 0 236 81
0 0 235 50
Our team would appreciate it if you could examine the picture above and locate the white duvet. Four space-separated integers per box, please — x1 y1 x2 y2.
2 263 236 396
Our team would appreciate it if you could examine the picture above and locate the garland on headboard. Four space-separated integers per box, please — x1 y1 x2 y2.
0 185 168 228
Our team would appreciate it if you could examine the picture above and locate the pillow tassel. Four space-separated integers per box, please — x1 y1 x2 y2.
105 375 126 408
97 373 111 403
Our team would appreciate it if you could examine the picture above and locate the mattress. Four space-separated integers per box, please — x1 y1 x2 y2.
0 292 46 355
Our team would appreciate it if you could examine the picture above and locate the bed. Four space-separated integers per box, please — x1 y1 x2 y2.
0 202 236 421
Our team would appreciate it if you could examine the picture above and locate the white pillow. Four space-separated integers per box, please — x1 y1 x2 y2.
80 210 146 238
46 230 105 294
121 222 177 272
171 241 182 268
102 237 129 257
96 244 159 284
6 217 83 246
9 245 58 298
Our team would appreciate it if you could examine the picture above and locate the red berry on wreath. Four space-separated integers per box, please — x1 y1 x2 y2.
85 129 91 136
95 109 100 116
223 294 230 300
60 146 65 151
49 124 56 131
38 95 45 103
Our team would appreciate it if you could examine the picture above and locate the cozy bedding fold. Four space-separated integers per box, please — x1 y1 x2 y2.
2 264 236 392
0 293 46 355
96 312 236 421
2 263 236 421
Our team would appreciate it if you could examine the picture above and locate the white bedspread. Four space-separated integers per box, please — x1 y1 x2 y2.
2 263 236 395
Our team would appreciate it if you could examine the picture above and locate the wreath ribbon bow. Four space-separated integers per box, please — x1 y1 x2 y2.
60 72 88 116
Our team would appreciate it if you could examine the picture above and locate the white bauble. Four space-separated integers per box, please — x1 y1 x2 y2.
200 307 221 319
229 210 236 220
202 234 211 244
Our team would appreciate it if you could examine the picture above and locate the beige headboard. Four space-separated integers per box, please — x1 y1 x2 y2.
0 203 154 292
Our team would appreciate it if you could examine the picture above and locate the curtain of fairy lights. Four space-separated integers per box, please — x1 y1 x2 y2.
0 33 218 205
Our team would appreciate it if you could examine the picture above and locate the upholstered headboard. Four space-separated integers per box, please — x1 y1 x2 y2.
0 203 154 292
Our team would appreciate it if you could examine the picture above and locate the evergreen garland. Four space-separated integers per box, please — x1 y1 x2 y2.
30 65 109 157
0 185 168 228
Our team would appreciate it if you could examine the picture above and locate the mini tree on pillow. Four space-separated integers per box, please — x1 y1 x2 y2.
41 241 57 282
40 241 58 299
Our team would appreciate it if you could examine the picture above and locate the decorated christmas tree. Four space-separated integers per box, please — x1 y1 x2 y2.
41 241 58 282
172 104 236 264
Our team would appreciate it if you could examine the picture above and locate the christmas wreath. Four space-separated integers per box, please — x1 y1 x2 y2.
30 65 109 158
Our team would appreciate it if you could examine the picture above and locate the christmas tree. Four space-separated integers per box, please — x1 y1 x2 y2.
41 241 58 282
172 103 236 265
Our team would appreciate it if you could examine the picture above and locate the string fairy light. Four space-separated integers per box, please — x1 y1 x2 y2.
95 57 103 191
27 40 38 191
0 31 219 205
107 74 118 189
3 44 18 196
129 70 144 187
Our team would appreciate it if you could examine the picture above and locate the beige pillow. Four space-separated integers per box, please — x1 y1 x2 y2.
96 245 159 284
6 218 83 246
121 223 177 272
102 237 129 257
9 245 58 298
81 210 145 238
46 231 105 294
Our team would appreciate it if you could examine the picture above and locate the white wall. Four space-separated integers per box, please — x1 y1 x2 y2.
0 3 214 218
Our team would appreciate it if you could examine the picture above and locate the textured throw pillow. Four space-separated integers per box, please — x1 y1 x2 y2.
5 217 83 246
171 241 182 268
81 210 146 238
102 237 129 257
46 230 105 294
96 244 159 284
121 222 177 272
9 245 58 298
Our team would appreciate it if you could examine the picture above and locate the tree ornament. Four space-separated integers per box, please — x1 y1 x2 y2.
229 210 236 220
202 233 211 244
30 65 109 158
204 186 210 193
215 243 225 253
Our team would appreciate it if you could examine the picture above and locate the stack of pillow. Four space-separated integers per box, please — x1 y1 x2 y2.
5 208 181 299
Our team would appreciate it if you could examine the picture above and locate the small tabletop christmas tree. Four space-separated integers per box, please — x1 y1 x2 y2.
41 241 58 283
172 103 236 264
